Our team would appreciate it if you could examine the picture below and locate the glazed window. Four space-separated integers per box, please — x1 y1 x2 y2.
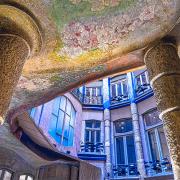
85 87 101 97
85 120 101 144
144 109 171 174
49 96 76 146
111 78 128 97
114 119 137 177
114 119 133 133
19 175 33 180
0 169 13 180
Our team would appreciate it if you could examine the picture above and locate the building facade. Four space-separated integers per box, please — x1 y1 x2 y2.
10 68 174 180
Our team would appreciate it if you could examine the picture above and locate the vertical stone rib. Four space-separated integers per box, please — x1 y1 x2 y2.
0 34 30 123
144 42 180 179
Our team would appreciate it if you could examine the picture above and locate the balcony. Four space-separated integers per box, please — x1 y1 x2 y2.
78 142 106 161
71 88 83 103
145 158 172 176
83 95 103 105
112 164 139 178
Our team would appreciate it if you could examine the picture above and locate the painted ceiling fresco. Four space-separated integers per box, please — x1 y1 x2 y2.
1 0 179 116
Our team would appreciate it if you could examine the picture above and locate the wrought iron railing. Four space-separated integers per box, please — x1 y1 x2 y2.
112 164 139 177
135 70 151 96
80 142 104 153
83 95 103 105
71 89 103 105
71 88 83 102
110 94 129 105
145 158 172 176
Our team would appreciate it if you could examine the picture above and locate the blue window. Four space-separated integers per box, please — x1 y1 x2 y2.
50 96 76 146
29 105 44 126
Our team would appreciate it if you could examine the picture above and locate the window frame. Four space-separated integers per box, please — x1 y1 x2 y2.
143 109 170 163
84 120 101 144
0 168 13 180
113 118 136 168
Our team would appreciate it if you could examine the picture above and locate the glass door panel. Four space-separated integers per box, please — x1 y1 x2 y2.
158 127 170 159
126 135 136 164
148 130 160 161
116 137 125 164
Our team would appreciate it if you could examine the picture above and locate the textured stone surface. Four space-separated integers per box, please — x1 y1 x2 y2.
145 42 180 180
0 0 179 119
0 34 30 122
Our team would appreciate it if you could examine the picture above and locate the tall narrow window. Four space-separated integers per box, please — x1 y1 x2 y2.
48 96 76 146
114 119 137 177
144 109 171 174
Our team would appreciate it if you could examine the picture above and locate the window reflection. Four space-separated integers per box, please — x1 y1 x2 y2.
0 169 13 180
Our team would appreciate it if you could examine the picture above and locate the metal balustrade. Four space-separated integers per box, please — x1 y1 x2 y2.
135 70 151 96
112 164 139 177
71 89 103 105
145 158 172 176
71 88 83 103
80 142 104 153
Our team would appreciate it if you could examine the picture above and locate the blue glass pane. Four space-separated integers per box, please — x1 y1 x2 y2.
94 121 100 128
115 119 133 133
111 84 116 97
56 110 64 135
60 96 66 111
33 105 43 126
66 100 71 115
70 108 76 126
48 115 61 143
52 97 61 116
63 138 68 146
117 83 122 96
63 115 70 138
29 107 36 119
116 137 125 164
126 135 136 164
68 126 74 146
85 130 90 142
96 130 100 143
86 121 93 128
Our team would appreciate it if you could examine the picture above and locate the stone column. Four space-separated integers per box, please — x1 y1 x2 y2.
0 4 42 124
0 34 30 124
130 103 146 178
144 41 180 180
127 73 146 178
103 78 111 178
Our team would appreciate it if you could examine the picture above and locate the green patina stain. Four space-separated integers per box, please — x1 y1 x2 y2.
50 75 63 83
51 0 136 31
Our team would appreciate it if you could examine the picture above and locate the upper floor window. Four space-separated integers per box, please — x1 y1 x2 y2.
135 70 151 95
19 175 34 180
85 120 101 144
114 119 133 134
144 109 171 174
85 87 101 97
144 109 162 127
111 78 128 97
49 96 76 146
0 169 13 180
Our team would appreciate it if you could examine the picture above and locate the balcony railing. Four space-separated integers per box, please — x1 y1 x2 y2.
135 70 151 96
110 94 129 105
112 164 139 177
83 95 103 105
71 89 103 105
71 88 83 103
80 142 104 153
145 158 172 176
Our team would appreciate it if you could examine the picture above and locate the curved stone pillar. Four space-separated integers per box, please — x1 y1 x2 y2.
144 42 180 179
0 34 30 123
0 4 42 124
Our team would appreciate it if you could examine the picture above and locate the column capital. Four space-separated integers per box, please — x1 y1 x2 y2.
0 4 42 57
